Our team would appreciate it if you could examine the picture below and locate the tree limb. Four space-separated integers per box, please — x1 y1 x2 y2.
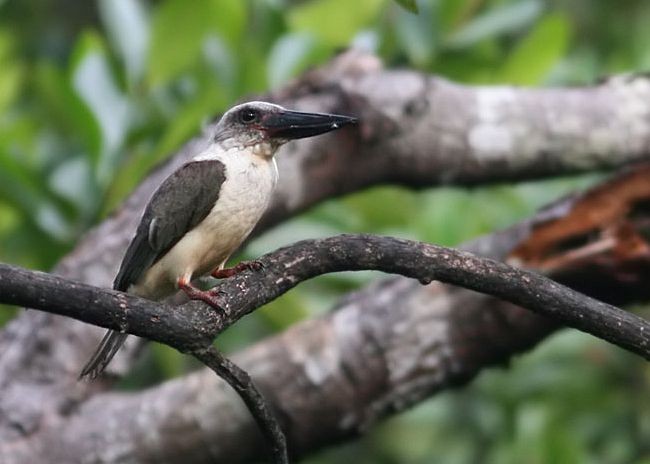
0 231 648 463
2 50 650 460
1 235 648 359
3 50 648 389
191 347 289 464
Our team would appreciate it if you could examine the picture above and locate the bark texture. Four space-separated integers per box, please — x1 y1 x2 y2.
2 236 648 360
1 51 650 462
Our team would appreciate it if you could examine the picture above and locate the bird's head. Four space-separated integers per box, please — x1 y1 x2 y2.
214 101 357 158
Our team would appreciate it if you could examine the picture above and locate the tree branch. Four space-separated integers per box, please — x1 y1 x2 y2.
191 347 288 464
1 195 648 463
3 50 649 390
1 231 648 463
1 235 648 360
3 51 650 460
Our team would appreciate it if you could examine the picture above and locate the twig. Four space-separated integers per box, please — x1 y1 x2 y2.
192 346 289 464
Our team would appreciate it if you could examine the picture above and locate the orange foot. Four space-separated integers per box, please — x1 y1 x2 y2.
211 260 264 279
177 278 224 310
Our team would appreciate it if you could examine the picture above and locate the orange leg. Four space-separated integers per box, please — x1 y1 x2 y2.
211 260 264 279
177 277 223 310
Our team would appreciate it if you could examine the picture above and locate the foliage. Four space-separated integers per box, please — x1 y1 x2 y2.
394 0 419 14
0 0 649 462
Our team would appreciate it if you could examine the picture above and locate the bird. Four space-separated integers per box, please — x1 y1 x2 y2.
79 101 357 379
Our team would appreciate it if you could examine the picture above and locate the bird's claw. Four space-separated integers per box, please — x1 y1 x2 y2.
190 290 224 312
211 260 264 279
244 260 264 271
178 280 225 311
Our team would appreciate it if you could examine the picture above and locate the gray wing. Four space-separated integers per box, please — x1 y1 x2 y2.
113 160 226 291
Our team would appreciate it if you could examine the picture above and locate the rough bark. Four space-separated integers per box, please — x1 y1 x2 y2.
2 236 648 360
1 204 649 462
1 50 650 462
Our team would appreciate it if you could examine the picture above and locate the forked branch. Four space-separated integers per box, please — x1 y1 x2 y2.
0 234 648 462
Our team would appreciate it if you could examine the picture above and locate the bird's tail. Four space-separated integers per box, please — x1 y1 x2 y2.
78 330 128 380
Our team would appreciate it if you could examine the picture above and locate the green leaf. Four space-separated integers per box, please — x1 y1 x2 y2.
438 0 472 34
0 169 40 218
0 29 23 112
238 40 268 94
445 0 543 49
0 59 22 113
632 3 650 69
0 202 18 237
257 291 309 330
267 32 317 89
153 85 225 163
394 1 436 67
394 0 418 14
70 31 130 182
210 0 246 46
288 0 383 46
0 144 52 218
105 79 227 215
148 0 213 85
343 186 419 232
151 343 186 379
148 0 244 86
48 156 96 215
203 35 237 93
98 0 150 84
34 61 100 154
416 188 481 246
34 202 73 241
0 304 18 328
497 13 570 85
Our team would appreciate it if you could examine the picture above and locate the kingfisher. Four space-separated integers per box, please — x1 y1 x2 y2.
80 101 357 379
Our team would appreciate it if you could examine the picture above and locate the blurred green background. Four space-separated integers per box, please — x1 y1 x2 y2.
0 0 648 462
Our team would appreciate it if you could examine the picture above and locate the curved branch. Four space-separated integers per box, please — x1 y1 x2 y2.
1 235 648 360
191 347 288 464
3 51 650 458
2 50 650 398
1 200 648 463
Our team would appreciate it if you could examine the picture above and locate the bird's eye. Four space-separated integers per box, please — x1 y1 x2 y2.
239 108 259 124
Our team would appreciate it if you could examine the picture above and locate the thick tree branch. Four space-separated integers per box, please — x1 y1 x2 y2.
1 197 648 464
2 51 650 460
2 50 647 389
1 235 648 360
0 224 649 463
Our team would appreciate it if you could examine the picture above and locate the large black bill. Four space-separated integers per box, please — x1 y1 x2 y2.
263 110 357 139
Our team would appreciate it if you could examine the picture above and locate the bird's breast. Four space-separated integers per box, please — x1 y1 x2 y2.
195 157 277 266
133 154 277 298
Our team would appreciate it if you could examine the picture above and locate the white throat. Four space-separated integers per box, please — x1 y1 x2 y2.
193 140 277 163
